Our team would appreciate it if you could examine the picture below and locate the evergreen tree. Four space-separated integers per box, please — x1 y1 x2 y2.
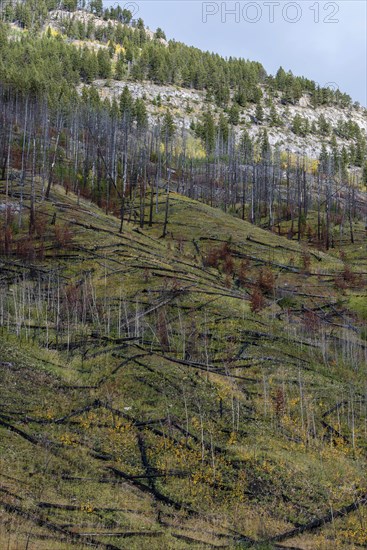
228 103 240 126
291 79 303 103
292 115 309 137
162 110 176 140
97 48 112 79
115 53 125 80
253 86 263 104
319 144 329 172
261 129 271 159
317 114 331 136
275 66 287 91
81 48 98 83
311 86 322 108
362 163 367 187
269 104 282 127
349 143 356 166
196 110 216 154
110 97 120 119
214 82 230 107
355 138 365 167
240 130 253 162
0 21 8 49
218 113 229 146
340 146 349 180
155 28 166 40
255 103 264 123
119 85 133 118
234 89 247 107
63 0 78 11
134 98 148 130
122 9 133 24
90 0 103 16
86 19 95 38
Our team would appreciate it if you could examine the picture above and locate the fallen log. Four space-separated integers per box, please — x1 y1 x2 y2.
0 501 121 550
270 493 367 543
107 466 196 515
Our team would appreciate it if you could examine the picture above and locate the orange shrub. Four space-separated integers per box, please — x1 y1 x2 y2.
257 267 275 293
250 287 265 313
54 224 73 249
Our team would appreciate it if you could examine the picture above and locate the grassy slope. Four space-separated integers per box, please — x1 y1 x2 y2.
1 183 367 549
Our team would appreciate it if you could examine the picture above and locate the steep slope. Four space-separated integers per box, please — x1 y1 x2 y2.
3 4 366 160
92 78 367 159
51 8 367 158
1 181 367 549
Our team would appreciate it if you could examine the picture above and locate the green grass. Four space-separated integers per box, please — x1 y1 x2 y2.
0 182 367 548
348 295 367 320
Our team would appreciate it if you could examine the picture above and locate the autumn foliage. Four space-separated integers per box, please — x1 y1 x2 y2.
204 241 235 276
54 224 73 249
250 287 265 313
256 267 275 294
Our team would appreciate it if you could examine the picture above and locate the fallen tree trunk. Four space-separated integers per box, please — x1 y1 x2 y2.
270 493 367 542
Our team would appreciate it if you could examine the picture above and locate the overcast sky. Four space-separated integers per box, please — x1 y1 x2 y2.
105 0 367 106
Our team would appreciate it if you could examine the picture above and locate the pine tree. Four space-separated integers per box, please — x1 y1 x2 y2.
228 103 240 126
122 9 133 24
283 80 294 104
90 0 103 17
355 139 365 167
317 114 330 136
134 98 148 130
292 115 309 137
234 89 247 107
218 113 229 146
291 79 303 103
97 48 112 79
86 19 95 39
340 146 349 180
292 115 302 135
275 66 287 91
311 87 321 109
362 163 367 187
115 53 125 80
196 110 215 154
0 21 8 49
349 143 356 166
255 103 264 123
81 48 98 83
63 0 78 11
155 28 166 40
214 82 230 107
269 104 281 127
162 110 175 140
261 129 271 159
253 86 263 104
319 144 328 173
240 130 253 163
119 86 133 118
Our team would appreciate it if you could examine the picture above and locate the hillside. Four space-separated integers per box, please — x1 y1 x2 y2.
91 78 367 159
1 179 367 549
1 3 366 161
37 8 367 158
1 2 367 549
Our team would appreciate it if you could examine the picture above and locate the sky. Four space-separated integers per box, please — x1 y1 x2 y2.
104 0 367 106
